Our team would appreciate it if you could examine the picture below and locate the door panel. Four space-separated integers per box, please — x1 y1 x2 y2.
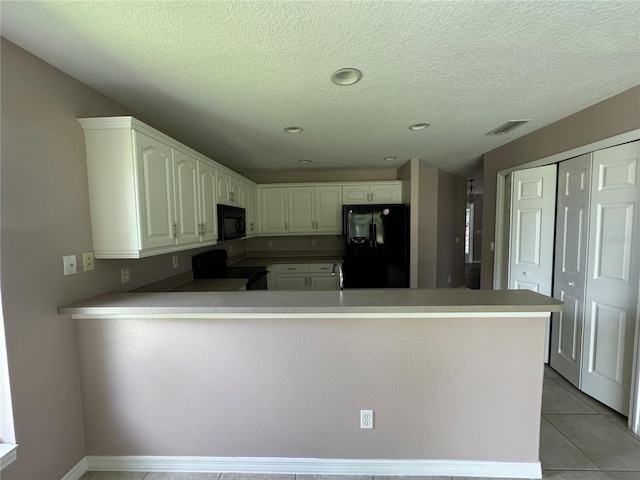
199 162 218 242
551 154 591 386
509 164 557 363
173 150 200 245
289 187 315 233
135 131 176 250
582 140 640 415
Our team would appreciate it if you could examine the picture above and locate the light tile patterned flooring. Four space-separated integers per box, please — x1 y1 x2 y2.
80 365 640 480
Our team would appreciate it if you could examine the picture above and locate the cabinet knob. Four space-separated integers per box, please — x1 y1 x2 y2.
568 281 575 287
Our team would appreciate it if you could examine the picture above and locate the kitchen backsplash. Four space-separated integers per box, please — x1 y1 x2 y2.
246 235 342 254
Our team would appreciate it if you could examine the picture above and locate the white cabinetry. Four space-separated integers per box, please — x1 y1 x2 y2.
261 185 343 235
217 172 244 206
79 117 232 258
261 187 289 234
244 182 258 236
274 263 339 291
343 182 401 204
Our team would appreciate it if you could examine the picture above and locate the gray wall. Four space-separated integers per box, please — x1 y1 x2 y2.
436 171 467 288
246 168 398 184
76 314 546 463
0 37 229 479
481 85 640 288
417 165 438 288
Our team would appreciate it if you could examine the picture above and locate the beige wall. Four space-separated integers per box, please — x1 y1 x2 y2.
0 38 227 479
471 195 483 263
436 171 467 288
397 159 419 287
417 164 438 288
76 314 546 463
246 168 398 184
481 85 640 288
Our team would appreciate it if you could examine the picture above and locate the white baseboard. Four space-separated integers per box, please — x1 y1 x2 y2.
76 455 541 478
60 457 88 480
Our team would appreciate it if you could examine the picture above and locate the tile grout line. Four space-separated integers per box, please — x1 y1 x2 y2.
542 413 607 472
548 377 601 412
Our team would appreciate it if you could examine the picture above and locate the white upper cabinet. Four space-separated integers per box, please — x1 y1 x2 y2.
261 187 289 234
288 187 315 233
173 149 202 246
198 161 218 243
343 182 401 204
260 184 344 235
79 117 260 258
315 185 342 232
135 131 176 250
244 181 258 236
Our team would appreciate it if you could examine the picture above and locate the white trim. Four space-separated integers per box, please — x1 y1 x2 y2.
60 457 88 480
68 311 553 320
85 455 541 478
0 444 17 471
630 271 640 436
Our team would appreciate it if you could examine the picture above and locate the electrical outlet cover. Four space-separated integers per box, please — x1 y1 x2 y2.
121 267 130 284
172 256 179 268
82 252 95 272
63 255 77 276
360 410 373 429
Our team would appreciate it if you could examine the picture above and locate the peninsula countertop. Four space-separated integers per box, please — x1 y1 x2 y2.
59 288 563 319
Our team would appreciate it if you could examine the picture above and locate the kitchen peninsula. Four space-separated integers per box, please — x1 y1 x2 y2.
60 289 561 479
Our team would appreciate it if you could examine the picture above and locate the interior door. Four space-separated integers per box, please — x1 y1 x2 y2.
550 154 592 387
508 164 557 362
582 140 640 414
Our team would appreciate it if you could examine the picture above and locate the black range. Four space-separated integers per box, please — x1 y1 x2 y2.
192 249 268 290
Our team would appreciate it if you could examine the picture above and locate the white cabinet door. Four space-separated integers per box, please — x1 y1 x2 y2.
315 185 343 232
370 183 400 204
309 274 339 290
245 182 258 236
551 154 592 387
135 131 176 250
289 186 315 233
230 175 243 207
173 150 201 246
277 275 308 291
198 161 218 242
217 171 231 205
343 185 370 204
582 140 640 415
261 187 288 234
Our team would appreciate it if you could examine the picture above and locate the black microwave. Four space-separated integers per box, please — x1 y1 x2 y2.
217 204 246 240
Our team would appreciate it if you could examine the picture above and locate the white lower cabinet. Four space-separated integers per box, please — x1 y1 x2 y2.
273 263 339 291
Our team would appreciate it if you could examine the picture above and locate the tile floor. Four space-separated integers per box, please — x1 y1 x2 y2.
80 365 640 480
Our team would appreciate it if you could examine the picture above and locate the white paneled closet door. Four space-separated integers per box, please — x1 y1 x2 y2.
508 165 557 363
550 154 592 387
582 140 640 415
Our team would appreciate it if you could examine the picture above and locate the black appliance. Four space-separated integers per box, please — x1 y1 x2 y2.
192 249 268 290
342 204 409 288
217 204 246 240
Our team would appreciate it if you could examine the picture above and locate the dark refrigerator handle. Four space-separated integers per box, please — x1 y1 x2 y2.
372 223 377 248
369 223 374 249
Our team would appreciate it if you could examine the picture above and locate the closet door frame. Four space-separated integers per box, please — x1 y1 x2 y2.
493 128 640 434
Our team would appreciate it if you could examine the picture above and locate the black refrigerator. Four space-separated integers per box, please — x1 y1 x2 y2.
342 204 410 288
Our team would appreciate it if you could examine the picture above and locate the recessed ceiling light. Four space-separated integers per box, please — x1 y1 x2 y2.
331 68 362 86
299 159 312 164
284 127 303 133
384 156 397 161
409 123 431 131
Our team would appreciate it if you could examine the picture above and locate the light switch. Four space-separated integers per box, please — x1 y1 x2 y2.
63 255 77 276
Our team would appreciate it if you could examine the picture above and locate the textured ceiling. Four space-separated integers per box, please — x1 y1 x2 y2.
1 1 639 177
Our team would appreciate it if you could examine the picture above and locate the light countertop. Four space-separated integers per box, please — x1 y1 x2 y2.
59 288 563 319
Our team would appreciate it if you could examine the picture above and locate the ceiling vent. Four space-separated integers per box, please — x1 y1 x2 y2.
486 120 531 135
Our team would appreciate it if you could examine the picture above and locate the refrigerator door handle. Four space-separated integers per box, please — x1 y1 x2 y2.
373 223 377 247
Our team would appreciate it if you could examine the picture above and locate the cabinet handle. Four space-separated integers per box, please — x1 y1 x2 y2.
287 268 296 271
201 224 206 235
285 222 288 231
568 281 575 287
172 223 177 237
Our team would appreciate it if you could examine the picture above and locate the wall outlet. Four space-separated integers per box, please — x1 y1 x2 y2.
360 410 373 429
455 236 460 243
172 255 179 268
63 255 77 276
311 239 317 247
268 240 273 248
82 252 95 272
448 275 452 284
490 241 495 252
229 244 233 253
121 267 130 284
